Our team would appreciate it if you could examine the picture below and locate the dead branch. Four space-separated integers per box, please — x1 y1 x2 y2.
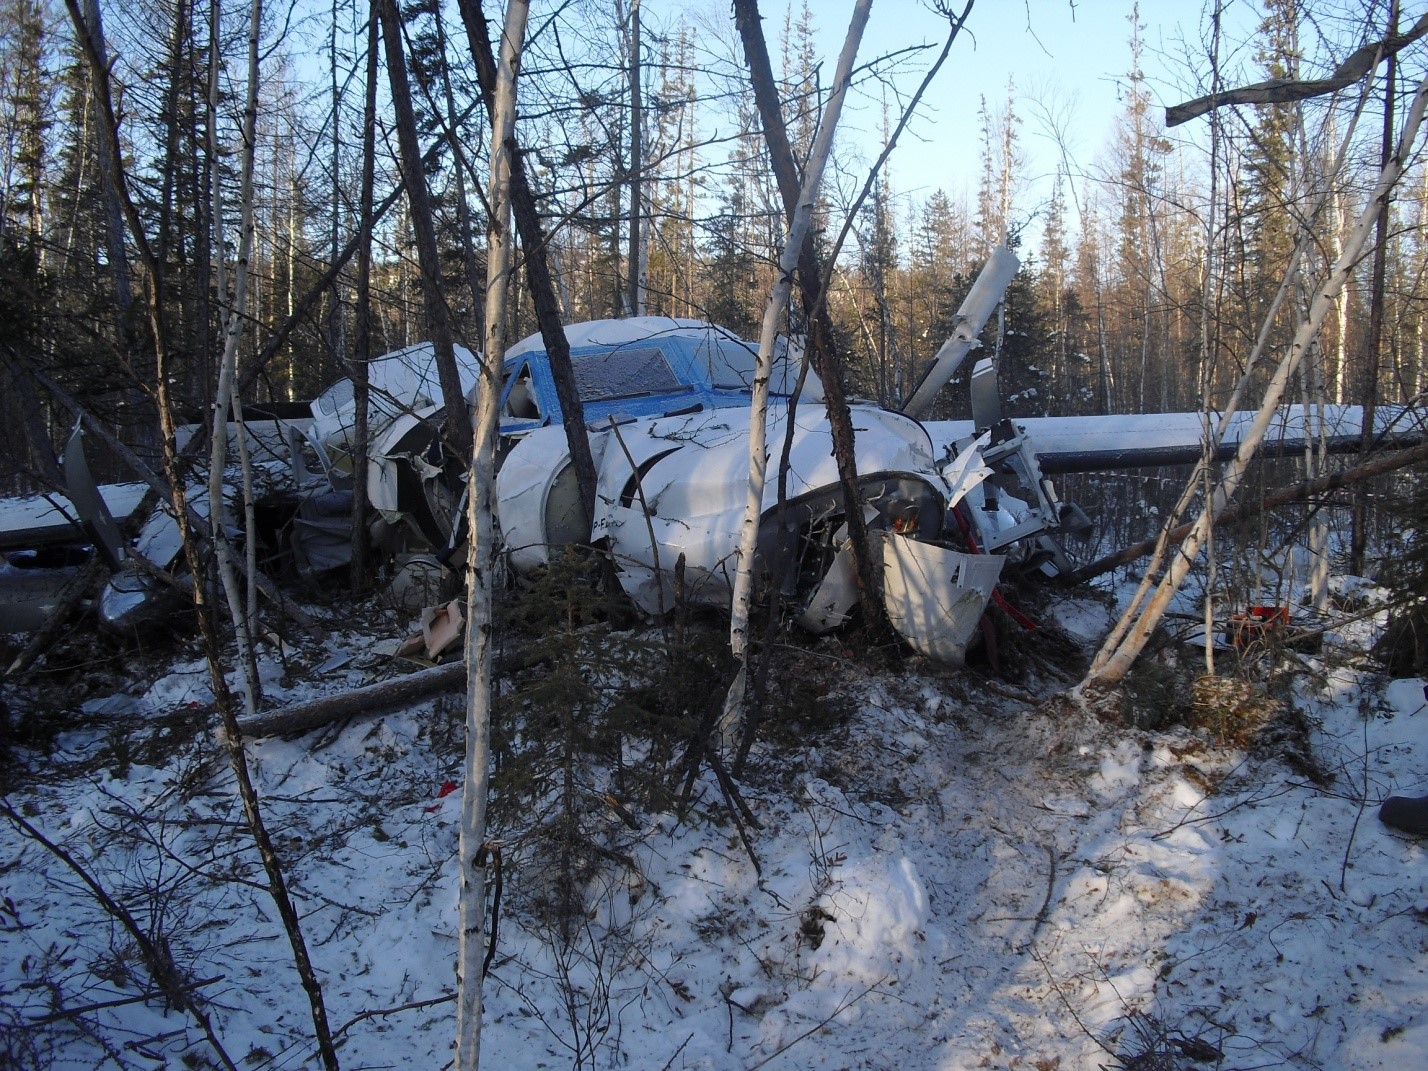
332 992 456 1040
744 978 886 1071
1068 440 1428 586
1029 844 1057 945
237 649 522 738
4 556 105 678
1166 12 1428 126
21 976 224 1028
1 801 240 1071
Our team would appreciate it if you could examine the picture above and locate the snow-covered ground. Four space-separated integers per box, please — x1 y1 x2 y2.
3 589 1426 1071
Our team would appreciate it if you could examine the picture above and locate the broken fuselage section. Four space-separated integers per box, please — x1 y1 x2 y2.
304 317 1079 665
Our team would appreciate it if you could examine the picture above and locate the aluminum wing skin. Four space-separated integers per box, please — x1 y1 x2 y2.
924 404 1426 474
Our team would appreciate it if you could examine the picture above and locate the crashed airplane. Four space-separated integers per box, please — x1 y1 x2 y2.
293 247 1083 664
3 247 1424 663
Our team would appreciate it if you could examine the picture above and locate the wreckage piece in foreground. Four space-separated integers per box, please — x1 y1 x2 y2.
0 482 147 634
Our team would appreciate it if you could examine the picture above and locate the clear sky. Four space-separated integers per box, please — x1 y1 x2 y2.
808 0 1253 227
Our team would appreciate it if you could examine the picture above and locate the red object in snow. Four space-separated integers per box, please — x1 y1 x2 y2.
1227 605 1289 648
424 780 460 812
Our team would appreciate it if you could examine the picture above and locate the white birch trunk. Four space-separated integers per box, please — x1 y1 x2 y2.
456 4 528 1069
1091 76 1376 676
207 0 263 716
1087 71 1428 689
726 0 871 673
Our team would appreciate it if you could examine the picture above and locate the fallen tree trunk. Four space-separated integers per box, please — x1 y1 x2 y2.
1068 440 1428 586
237 653 514 738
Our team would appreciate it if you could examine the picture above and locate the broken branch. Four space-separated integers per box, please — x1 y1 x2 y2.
1166 12 1428 126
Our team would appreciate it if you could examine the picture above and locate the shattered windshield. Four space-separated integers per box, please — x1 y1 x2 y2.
572 346 685 401
314 377 354 416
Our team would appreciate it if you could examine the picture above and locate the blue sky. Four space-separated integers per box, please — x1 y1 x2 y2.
810 0 1259 225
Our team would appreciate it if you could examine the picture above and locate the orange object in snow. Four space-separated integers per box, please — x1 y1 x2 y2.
1226 605 1289 648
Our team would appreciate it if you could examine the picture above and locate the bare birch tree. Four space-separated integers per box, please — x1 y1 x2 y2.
207 0 263 717
732 0 886 636
457 6 529 1069
457 0 602 525
1086 70 1428 689
725 0 871 727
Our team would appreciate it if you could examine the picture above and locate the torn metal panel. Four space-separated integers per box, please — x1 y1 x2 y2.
0 547 91 633
63 424 126 569
96 491 197 634
289 490 355 582
174 409 315 469
396 598 465 662
882 536 1005 666
309 342 481 473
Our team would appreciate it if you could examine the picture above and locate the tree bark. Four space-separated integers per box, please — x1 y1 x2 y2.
458 5 529 1069
1166 10 1428 126
1352 0 1399 574
625 0 644 316
349 11 381 593
457 0 601 524
207 0 263 717
732 0 886 637
237 654 518 738
726 0 871 731
376 0 472 460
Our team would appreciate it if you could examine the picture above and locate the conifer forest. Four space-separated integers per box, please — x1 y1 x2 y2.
6 2 1428 1069
1 0 1422 479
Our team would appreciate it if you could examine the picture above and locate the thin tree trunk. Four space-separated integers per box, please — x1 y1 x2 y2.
732 0 885 637
350 9 380 593
433 0 487 337
457 6 529 1069
1352 0 1399 573
626 0 643 316
207 0 263 716
457 0 600 523
376 0 471 459
727 0 870 698
324 0 343 370
78 0 150 459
